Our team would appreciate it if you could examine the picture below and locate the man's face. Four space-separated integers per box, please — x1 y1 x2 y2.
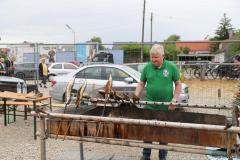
150 53 164 67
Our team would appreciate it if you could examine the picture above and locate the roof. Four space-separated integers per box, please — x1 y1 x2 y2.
176 42 211 52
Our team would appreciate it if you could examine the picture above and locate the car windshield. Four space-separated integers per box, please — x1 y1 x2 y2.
118 65 141 79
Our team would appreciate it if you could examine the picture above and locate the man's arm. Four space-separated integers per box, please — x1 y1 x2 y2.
134 81 145 98
172 80 181 102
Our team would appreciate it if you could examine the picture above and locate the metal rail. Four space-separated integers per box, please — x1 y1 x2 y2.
86 98 231 110
48 134 229 157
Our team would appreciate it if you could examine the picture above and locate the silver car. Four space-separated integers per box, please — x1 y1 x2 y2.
49 64 189 103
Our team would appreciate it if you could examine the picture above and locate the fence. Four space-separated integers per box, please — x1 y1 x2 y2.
0 42 239 108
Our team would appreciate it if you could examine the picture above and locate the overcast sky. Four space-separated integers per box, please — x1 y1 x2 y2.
0 0 239 43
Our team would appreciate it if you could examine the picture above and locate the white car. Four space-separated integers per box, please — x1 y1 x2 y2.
48 62 79 80
50 64 189 103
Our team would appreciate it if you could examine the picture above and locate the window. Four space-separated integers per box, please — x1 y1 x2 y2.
64 63 78 69
51 64 62 69
75 67 102 79
105 67 129 81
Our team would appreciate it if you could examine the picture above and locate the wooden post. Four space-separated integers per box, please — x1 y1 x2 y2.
33 101 37 140
40 117 46 160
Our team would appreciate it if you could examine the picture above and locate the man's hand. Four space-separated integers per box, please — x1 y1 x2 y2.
168 99 177 110
132 94 140 103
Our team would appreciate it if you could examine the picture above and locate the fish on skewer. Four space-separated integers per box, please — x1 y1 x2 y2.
104 74 112 99
75 81 87 109
97 74 112 136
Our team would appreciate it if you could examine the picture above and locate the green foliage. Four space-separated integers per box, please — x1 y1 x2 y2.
209 36 220 53
215 13 233 40
165 34 180 41
226 29 240 56
90 36 105 50
0 52 7 60
120 44 150 62
164 34 181 60
180 47 190 54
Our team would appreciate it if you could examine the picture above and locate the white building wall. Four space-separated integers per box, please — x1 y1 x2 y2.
213 52 225 63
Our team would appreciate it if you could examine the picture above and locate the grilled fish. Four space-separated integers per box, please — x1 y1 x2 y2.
76 81 87 108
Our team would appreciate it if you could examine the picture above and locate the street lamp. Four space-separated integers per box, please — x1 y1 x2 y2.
65 24 76 61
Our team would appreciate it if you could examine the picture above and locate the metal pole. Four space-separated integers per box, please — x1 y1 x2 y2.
73 31 76 61
40 117 46 160
66 24 77 61
48 135 228 157
150 12 153 43
79 142 84 160
88 98 230 110
141 0 146 62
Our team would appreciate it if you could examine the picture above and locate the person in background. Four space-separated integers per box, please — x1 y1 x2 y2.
234 55 240 64
4 55 14 76
0 57 6 75
133 44 181 160
39 58 48 88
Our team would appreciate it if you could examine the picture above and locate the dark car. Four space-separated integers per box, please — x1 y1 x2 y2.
92 52 114 63
14 63 38 80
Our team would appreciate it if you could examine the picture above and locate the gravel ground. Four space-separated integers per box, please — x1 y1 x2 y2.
1 80 236 160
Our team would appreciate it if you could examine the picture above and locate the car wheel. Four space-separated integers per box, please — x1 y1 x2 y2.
48 74 55 81
15 72 25 79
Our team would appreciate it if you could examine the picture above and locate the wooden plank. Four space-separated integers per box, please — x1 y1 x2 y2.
47 119 236 148
0 91 50 102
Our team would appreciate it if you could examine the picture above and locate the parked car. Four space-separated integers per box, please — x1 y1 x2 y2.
0 75 37 93
124 63 146 73
48 62 79 81
92 52 114 63
14 63 37 80
50 64 189 104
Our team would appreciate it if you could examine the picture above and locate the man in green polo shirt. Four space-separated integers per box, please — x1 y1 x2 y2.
134 44 181 160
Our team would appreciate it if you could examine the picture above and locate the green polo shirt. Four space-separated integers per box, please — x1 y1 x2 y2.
141 60 180 110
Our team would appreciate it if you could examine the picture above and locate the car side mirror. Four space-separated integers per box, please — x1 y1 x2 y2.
124 77 134 84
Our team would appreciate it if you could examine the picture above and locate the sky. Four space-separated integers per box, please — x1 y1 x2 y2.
0 0 239 44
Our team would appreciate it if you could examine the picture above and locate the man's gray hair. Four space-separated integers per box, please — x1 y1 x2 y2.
150 44 165 55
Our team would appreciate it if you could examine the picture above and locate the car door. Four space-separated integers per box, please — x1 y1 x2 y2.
105 67 138 88
73 66 107 94
50 63 63 75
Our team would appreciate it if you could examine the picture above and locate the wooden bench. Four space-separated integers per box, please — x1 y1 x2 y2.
0 101 65 124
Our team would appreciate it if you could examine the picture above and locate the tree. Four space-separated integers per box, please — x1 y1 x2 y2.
90 36 105 50
210 13 234 52
215 13 233 40
164 34 181 60
180 47 190 54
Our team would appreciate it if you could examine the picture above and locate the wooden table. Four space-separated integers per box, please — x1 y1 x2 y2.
0 91 51 139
